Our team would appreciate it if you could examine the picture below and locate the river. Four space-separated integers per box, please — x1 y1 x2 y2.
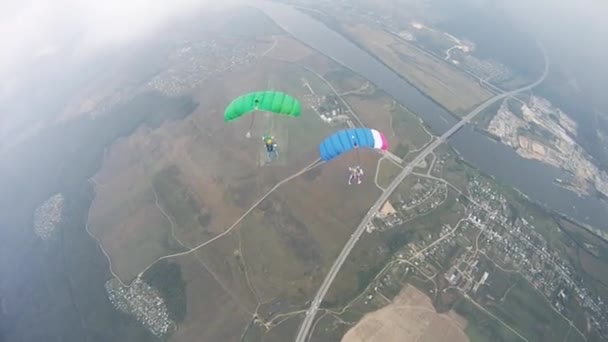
254 1 608 230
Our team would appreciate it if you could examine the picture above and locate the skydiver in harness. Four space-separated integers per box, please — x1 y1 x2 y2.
348 136 363 185
348 165 364 185
263 135 278 161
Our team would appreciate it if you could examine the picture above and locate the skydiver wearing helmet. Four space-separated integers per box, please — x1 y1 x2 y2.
263 135 278 161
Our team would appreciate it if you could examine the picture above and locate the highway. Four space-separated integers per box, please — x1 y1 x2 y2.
294 48 548 342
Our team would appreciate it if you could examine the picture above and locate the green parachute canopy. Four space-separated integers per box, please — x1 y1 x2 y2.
224 91 301 122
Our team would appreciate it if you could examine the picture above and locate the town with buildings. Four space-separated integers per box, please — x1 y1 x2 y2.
315 94 350 125
299 78 351 126
387 177 448 226
449 50 513 85
145 38 258 96
366 162 608 338
88 36 259 118
105 277 173 337
487 96 608 197
33 193 64 241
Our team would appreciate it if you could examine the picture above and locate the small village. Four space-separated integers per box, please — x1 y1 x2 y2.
88 37 259 118
300 78 351 126
33 193 65 241
105 278 173 337
146 38 258 96
367 166 608 338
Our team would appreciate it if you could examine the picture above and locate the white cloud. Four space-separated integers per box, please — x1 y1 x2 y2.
0 0 237 81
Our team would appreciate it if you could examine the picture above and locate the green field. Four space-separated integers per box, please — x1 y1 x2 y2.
308 313 351 342
453 298 524 342
339 23 493 116
391 103 433 158
152 165 212 243
261 313 305 342
141 260 187 323
412 29 455 57
323 67 369 93
375 158 402 188
486 278 573 342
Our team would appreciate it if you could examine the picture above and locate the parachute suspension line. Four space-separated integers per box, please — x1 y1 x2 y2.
246 100 260 139
265 110 273 137
352 135 361 166
246 112 256 138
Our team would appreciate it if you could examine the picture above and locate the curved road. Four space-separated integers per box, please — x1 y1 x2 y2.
294 47 549 342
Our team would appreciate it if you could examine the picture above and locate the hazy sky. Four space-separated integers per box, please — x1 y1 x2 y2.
0 0 238 100
1 0 605 108
502 0 608 109
503 0 607 45
434 0 607 110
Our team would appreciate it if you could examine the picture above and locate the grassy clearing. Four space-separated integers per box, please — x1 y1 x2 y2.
453 298 524 342
193 228 259 310
324 67 368 93
324 230 390 307
152 165 214 243
412 28 456 57
262 313 305 342
391 103 432 157
482 262 517 301
89 175 181 281
308 313 351 342
169 254 252 342
556 220 608 327
142 260 187 323
238 197 325 303
487 278 572 342
376 158 401 188
566 332 588 342
342 23 493 115
264 35 315 63
239 151 383 304
413 153 434 173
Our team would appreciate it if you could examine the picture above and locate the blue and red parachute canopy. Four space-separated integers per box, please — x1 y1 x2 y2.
319 128 388 161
